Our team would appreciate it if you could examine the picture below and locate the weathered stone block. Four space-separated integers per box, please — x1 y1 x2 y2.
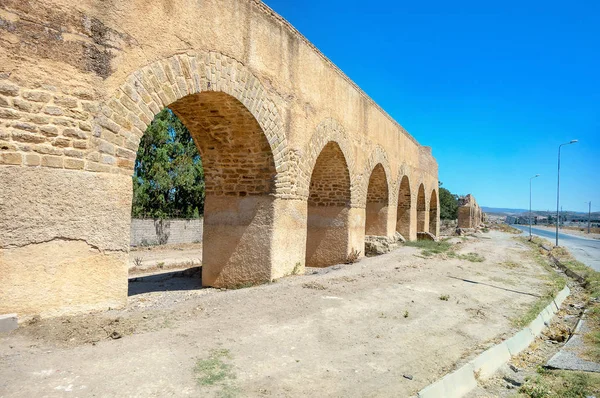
0 152 22 165
23 90 51 103
24 153 41 166
64 158 84 169
41 155 64 168
40 125 59 137
0 108 20 119
0 82 19 97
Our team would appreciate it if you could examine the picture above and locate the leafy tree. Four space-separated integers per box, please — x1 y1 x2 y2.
438 182 459 220
132 109 205 219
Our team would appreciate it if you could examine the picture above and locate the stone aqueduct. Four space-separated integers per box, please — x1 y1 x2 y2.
0 0 439 317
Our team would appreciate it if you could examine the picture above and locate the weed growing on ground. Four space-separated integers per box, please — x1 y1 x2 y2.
521 236 600 360
583 304 600 362
460 252 485 262
501 260 520 269
447 252 485 262
439 294 450 301
519 368 600 398
292 262 302 275
491 223 522 234
133 257 143 268
302 282 327 290
194 349 236 388
403 310 409 318
511 237 567 328
345 249 361 264
405 240 452 257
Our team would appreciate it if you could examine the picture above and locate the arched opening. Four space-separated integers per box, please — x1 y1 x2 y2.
417 184 426 232
132 91 278 287
365 164 390 236
429 189 438 236
396 175 411 239
306 142 352 267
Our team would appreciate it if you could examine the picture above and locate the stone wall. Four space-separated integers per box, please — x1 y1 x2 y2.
0 0 440 318
458 195 484 229
130 218 203 247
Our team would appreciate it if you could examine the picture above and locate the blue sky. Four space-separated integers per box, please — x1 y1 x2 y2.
262 0 599 212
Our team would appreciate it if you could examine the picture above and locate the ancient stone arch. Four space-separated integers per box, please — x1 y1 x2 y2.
300 118 356 203
97 52 291 193
305 141 353 267
365 164 391 236
97 52 294 288
0 0 440 318
358 146 392 208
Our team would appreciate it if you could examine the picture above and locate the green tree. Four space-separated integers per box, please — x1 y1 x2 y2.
438 182 459 220
132 109 205 219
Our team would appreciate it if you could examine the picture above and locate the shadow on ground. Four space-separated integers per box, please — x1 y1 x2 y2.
128 267 204 296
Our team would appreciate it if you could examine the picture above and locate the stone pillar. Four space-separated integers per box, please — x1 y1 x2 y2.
349 207 366 256
202 195 298 287
0 167 129 319
305 205 351 267
365 202 393 237
409 202 418 241
271 199 308 279
417 209 427 232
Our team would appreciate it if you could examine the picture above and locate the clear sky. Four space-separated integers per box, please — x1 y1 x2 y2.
262 0 599 213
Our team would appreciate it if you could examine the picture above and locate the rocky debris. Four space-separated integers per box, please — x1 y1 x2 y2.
364 233 405 256
416 231 437 241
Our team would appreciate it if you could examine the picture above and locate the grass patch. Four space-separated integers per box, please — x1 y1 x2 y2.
520 236 600 362
194 349 238 397
511 238 567 328
448 251 485 262
405 240 452 257
501 260 521 269
439 294 450 301
582 304 600 362
492 223 522 234
519 368 600 398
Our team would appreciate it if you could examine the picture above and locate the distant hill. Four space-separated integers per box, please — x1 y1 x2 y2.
481 207 598 217
481 207 528 215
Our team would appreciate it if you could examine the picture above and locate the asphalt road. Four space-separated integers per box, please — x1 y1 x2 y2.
513 225 600 272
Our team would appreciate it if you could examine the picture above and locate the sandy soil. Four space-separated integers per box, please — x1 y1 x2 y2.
129 243 203 274
0 231 560 397
532 225 600 240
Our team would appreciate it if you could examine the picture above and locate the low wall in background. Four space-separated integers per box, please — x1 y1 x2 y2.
130 219 203 246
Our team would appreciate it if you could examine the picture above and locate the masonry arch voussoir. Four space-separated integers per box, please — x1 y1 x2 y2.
92 51 293 197
358 145 392 208
300 118 357 203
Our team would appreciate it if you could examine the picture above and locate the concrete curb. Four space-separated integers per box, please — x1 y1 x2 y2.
0 313 18 333
417 285 570 398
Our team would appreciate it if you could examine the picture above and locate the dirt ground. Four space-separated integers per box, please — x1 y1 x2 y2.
0 231 564 397
129 243 203 275
466 284 591 398
531 225 600 240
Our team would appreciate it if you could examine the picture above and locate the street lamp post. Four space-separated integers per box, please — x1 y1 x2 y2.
586 201 592 234
529 174 540 240
556 140 578 247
